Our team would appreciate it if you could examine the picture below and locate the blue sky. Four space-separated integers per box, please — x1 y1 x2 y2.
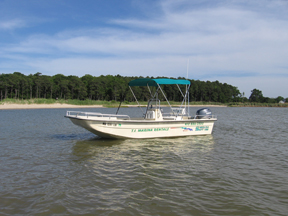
1 0 288 98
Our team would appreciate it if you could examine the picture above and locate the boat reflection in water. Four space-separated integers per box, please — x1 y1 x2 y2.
72 134 215 166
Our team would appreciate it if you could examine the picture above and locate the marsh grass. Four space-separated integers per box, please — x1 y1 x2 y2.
0 99 143 107
1 99 286 107
227 102 288 107
1 98 61 105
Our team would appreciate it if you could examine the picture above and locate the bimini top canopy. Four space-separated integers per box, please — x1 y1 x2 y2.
129 78 190 87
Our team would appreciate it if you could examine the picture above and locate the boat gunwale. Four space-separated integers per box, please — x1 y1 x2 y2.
65 115 217 123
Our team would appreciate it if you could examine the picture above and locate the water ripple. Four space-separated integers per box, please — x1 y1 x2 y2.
0 108 288 215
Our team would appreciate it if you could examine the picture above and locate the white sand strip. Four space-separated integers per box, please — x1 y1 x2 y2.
0 103 227 110
0 103 103 110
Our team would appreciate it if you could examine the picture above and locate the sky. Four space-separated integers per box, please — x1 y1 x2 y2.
0 0 288 98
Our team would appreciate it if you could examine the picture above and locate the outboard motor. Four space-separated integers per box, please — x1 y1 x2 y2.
196 108 212 119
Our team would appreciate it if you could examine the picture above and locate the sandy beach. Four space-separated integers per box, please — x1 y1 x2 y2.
0 103 227 110
0 103 104 110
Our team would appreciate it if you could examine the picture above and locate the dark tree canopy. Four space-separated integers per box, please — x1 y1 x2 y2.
3 72 283 104
249 89 264 102
275 96 284 103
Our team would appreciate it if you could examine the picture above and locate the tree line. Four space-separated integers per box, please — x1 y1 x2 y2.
248 88 286 103
0 72 284 103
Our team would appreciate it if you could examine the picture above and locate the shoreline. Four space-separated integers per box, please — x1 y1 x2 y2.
0 103 227 110
0 103 104 110
1 103 286 110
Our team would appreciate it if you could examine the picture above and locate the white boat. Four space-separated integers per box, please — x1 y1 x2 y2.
65 78 217 139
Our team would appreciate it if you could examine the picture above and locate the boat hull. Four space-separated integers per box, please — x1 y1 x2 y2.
67 117 216 139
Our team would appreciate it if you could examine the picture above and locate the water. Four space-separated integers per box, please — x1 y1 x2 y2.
0 107 287 215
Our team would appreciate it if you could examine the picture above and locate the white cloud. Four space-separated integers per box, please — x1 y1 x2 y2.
24 56 188 77
1 0 288 97
219 76 288 98
0 19 26 30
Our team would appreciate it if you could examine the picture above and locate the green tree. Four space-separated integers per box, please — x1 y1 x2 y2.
27 75 34 99
33 72 42 98
0 72 253 103
275 96 284 103
12 72 28 100
81 74 94 99
0 74 4 100
41 75 53 99
52 74 67 99
0 74 10 99
249 89 264 102
68 75 80 99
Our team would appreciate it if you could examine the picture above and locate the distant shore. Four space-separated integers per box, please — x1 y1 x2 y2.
0 103 227 110
0 103 103 110
1 103 287 110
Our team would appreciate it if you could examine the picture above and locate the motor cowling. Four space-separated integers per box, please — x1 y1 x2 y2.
196 108 212 119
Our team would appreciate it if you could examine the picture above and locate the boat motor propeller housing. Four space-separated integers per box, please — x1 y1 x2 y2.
196 108 212 119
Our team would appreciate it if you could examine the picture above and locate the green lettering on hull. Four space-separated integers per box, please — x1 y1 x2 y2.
131 127 170 133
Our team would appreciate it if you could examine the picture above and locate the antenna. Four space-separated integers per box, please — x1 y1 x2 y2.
186 57 190 116
187 58 189 79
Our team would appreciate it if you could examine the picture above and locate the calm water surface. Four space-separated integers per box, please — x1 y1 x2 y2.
0 107 287 215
